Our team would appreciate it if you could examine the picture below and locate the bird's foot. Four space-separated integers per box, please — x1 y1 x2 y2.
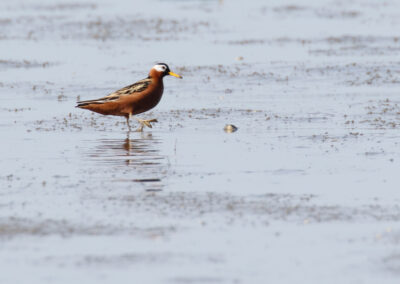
134 118 158 132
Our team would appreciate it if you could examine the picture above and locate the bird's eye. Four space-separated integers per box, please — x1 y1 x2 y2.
154 64 168 72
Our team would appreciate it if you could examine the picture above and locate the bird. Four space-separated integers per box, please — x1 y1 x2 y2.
76 63 182 132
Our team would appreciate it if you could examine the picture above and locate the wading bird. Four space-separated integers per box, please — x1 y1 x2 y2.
76 63 182 131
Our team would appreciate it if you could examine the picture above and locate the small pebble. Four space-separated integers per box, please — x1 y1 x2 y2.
224 124 238 133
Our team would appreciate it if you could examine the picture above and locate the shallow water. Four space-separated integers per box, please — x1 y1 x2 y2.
1 0 400 283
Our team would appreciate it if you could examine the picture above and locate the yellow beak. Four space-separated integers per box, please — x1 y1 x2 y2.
168 71 183 79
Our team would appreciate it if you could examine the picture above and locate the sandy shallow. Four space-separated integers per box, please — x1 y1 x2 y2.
1 0 400 283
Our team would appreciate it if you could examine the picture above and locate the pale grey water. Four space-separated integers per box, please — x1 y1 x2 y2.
1 0 400 283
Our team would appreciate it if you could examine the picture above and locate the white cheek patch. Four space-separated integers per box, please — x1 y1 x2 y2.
153 65 166 72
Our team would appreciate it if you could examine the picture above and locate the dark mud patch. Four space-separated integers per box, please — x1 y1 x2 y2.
40 252 225 274
106 192 400 223
308 36 400 57
27 107 336 134
65 17 210 41
78 252 224 267
168 276 225 284
25 2 97 11
28 108 269 132
0 217 176 239
180 61 400 88
275 62 400 86
0 59 53 70
310 46 400 57
347 99 400 130
315 9 360 19
1 107 32 113
273 5 308 13
1 13 211 41
263 4 361 19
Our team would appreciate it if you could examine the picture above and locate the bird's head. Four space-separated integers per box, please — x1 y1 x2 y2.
150 63 182 79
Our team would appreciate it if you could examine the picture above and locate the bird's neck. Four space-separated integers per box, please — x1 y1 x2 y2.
148 69 164 80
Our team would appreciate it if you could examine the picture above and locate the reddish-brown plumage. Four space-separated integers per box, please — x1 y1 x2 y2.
76 64 182 123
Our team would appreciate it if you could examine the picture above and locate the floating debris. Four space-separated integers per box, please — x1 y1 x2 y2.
224 124 238 133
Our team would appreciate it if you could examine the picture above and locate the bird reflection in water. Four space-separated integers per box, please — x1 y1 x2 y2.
86 132 166 192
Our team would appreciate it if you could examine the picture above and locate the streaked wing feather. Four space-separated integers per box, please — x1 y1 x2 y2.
77 78 151 106
110 78 151 98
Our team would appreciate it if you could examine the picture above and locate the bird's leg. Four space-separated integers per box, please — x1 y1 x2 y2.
125 114 132 132
134 117 158 132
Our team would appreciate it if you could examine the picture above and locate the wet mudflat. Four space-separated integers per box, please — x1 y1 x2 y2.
1 0 400 283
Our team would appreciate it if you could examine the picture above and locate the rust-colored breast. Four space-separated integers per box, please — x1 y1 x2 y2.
121 79 164 115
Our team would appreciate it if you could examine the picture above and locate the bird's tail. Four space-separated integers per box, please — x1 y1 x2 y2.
75 99 103 108
76 101 89 108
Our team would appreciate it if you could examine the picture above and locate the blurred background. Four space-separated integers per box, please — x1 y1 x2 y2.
1 0 400 283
